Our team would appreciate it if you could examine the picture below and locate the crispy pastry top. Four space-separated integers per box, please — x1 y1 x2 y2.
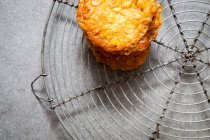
77 0 162 55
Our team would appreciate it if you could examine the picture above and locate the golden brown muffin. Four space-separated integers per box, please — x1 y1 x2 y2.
77 0 162 70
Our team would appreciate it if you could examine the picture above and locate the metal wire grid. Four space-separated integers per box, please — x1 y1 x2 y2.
34 0 210 139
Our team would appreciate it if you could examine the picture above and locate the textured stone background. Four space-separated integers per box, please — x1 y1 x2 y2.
0 0 71 139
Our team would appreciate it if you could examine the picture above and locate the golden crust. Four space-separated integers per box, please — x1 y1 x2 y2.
88 40 150 71
87 26 154 70
76 0 162 70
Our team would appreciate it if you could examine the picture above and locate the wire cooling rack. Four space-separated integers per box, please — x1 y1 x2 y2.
31 0 210 139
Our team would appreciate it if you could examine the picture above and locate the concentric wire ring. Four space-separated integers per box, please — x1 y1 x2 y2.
41 0 210 139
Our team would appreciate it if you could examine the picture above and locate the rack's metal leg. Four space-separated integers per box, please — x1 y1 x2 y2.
31 74 53 102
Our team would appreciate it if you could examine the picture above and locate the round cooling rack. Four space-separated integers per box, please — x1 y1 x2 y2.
31 0 210 139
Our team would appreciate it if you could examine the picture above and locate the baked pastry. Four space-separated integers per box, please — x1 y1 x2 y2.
77 0 162 70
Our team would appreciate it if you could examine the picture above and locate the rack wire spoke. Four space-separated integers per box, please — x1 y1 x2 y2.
51 57 182 109
153 40 183 54
195 58 210 66
192 64 210 104
192 11 210 51
151 62 185 140
199 48 210 54
167 0 189 51
56 0 78 8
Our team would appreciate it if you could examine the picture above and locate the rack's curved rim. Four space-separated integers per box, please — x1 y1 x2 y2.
33 0 210 139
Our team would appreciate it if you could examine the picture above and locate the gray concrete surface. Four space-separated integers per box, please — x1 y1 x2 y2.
0 0 70 139
1 0 210 140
